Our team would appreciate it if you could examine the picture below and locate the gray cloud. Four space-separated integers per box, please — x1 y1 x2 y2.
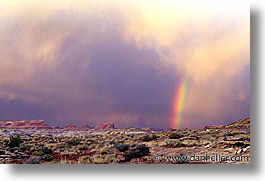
0 1 249 128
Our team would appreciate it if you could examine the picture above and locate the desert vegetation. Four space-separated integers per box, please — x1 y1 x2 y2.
0 121 250 164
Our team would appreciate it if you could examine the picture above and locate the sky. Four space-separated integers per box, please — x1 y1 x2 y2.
0 0 249 128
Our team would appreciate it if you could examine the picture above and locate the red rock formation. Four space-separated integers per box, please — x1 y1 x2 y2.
64 124 77 129
203 118 250 129
0 120 52 129
94 123 115 130
229 118 250 126
82 124 91 129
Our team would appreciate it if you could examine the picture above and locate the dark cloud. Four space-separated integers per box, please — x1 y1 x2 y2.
0 10 179 128
0 1 249 128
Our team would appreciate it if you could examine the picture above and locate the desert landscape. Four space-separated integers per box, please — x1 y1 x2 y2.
0 1 250 165
0 118 250 164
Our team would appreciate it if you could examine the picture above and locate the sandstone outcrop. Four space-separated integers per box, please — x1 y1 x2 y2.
94 123 115 130
0 120 52 129
64 124 77 129
204 118 250 129
82 124 91 129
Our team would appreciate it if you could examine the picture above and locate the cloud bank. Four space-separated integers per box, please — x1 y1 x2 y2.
0 0 249 128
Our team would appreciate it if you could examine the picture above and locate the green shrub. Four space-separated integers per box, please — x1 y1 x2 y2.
83 156 90 161
168 132 182 139
78 144 89 150
124 144 150 162
36 151 45 156
56 144 66 149
16 161 23 164
4 135 23 148
26 158 40 164
67 138 81 146
83 156 90 164
19 144 32 151
165 140 179 147
41 154 54 162
114 144 130 152
25 144 33 151
32 151 39 156
39 147 52 154
19 143 26 150
100 150 108 155
108 158 114 163
30 146 36 152
140 134 159 142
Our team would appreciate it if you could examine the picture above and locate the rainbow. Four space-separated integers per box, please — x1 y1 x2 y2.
170 76 189 129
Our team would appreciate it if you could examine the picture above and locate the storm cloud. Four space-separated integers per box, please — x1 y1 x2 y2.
0 0 249 128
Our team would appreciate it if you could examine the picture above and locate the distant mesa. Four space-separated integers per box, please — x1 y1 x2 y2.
0 119 114 130
64 124 77 129
204 118 250 129
82 124 91 129
0 118 249 130
94 123 115 130
0 120 53 129
63 123 115 130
